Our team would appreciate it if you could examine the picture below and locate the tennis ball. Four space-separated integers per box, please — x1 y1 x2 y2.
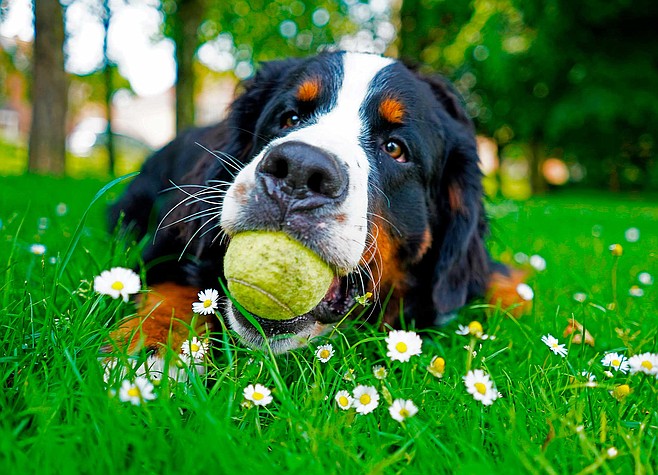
224 231 334 320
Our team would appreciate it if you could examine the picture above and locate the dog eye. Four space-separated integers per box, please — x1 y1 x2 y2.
382 140 406 162
281 111 301 129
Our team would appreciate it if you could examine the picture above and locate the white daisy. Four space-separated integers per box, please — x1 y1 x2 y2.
628 286 644 297
352 385 379 414
427 356 446 378
463 369 498 406
455 321 489 339
335 390 353 410
389 399 418 422
343 368 355 381
624 227 640 243
638 272 654 286
516 283 534 301
29 243 46 255
601 352 630 373
541 334 568 357
627 352 658 376
573 292 587 303
192 289 219 315
529 254 546 272
243 383 273 406
372 365 388 380
181 337 208 361
94 267 141 302
315 344 335 363
118 376 156 405
385 330 423 362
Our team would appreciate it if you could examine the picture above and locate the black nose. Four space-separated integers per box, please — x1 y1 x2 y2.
257 141 347 209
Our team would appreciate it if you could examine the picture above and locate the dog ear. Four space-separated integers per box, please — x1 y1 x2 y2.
421 74 491 321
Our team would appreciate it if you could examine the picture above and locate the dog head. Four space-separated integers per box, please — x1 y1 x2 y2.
195 52 489 352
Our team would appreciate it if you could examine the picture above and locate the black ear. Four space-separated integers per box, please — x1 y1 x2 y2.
421 74 491 322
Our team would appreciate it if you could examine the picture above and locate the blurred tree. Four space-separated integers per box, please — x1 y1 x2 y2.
399 0 658 192
102 0 116 176
162 0 206 133
29 0 68 176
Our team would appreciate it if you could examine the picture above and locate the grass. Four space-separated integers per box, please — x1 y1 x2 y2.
1 174 657 474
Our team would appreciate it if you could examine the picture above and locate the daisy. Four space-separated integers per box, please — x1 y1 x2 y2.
343 369 355 381
29 243 46 255
573 292 587 303
335 390 353 410
389 399 418 422
638 272 654 285
609 243 623 256
463 369 498 406
624 227 640 243
181 337 208 361
118 376 156 405
372 365 388 380
94 267 141 302
243 383 273 406
516 283 534 301
315 343 335 363
386 330 423 362
427 356 446 378
580 371 597 387
529 254 546 272
541 334 568 357
628 286 644 297
352 385 379 414
610 384 631 401
601 352 630 373
627 352 658 376
456 321 489 339
192 289 219 315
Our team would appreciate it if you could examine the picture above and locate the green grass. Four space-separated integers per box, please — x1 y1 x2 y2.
1 174 657 474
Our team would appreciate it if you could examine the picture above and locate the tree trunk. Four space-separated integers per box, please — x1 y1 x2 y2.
529 139 547 194
102 0 116 176
28 0 68 176
173 0 203 133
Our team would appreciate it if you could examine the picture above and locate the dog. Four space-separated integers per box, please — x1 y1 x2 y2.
109 51 528 356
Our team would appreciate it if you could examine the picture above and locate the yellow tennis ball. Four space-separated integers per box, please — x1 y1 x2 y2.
224 231 334 320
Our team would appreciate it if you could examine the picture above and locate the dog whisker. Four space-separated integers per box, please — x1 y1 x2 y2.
194 142 238 177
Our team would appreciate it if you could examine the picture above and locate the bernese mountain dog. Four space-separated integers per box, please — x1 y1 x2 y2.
109 51 527 356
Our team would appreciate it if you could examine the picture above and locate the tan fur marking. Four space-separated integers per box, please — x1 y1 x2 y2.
109 283 215 355
379 97 405 124
362 216 407 326
448 182 465 214
486 269 532 317
297 78 321 102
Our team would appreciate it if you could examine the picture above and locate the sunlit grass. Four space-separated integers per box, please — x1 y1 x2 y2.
1 175 657 473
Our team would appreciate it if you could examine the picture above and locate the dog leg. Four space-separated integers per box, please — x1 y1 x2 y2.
107 282 216 356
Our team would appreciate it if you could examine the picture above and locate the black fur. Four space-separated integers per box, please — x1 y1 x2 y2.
110 52 502 334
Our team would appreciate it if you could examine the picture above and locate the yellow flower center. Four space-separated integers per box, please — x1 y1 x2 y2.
252 392 264 401
468 321 483 336
395 342 408 353
641 360 653 370
551 343 559 348
203 299 213 308
191 343 200 353
612 359 620 367
474 382 487 395
320 349 330 359
111 281 124 291
338 396 349 407
127 387 140 398
399 408 410 418
613 384 631 399
359 394 371 405
431 357 445 372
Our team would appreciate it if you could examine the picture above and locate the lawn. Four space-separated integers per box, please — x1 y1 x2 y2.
1 174 657 474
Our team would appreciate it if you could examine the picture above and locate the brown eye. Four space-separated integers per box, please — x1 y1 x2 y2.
382 140 406 162
281 111 301 129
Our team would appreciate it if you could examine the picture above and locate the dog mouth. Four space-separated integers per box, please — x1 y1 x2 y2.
225 275 359 353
